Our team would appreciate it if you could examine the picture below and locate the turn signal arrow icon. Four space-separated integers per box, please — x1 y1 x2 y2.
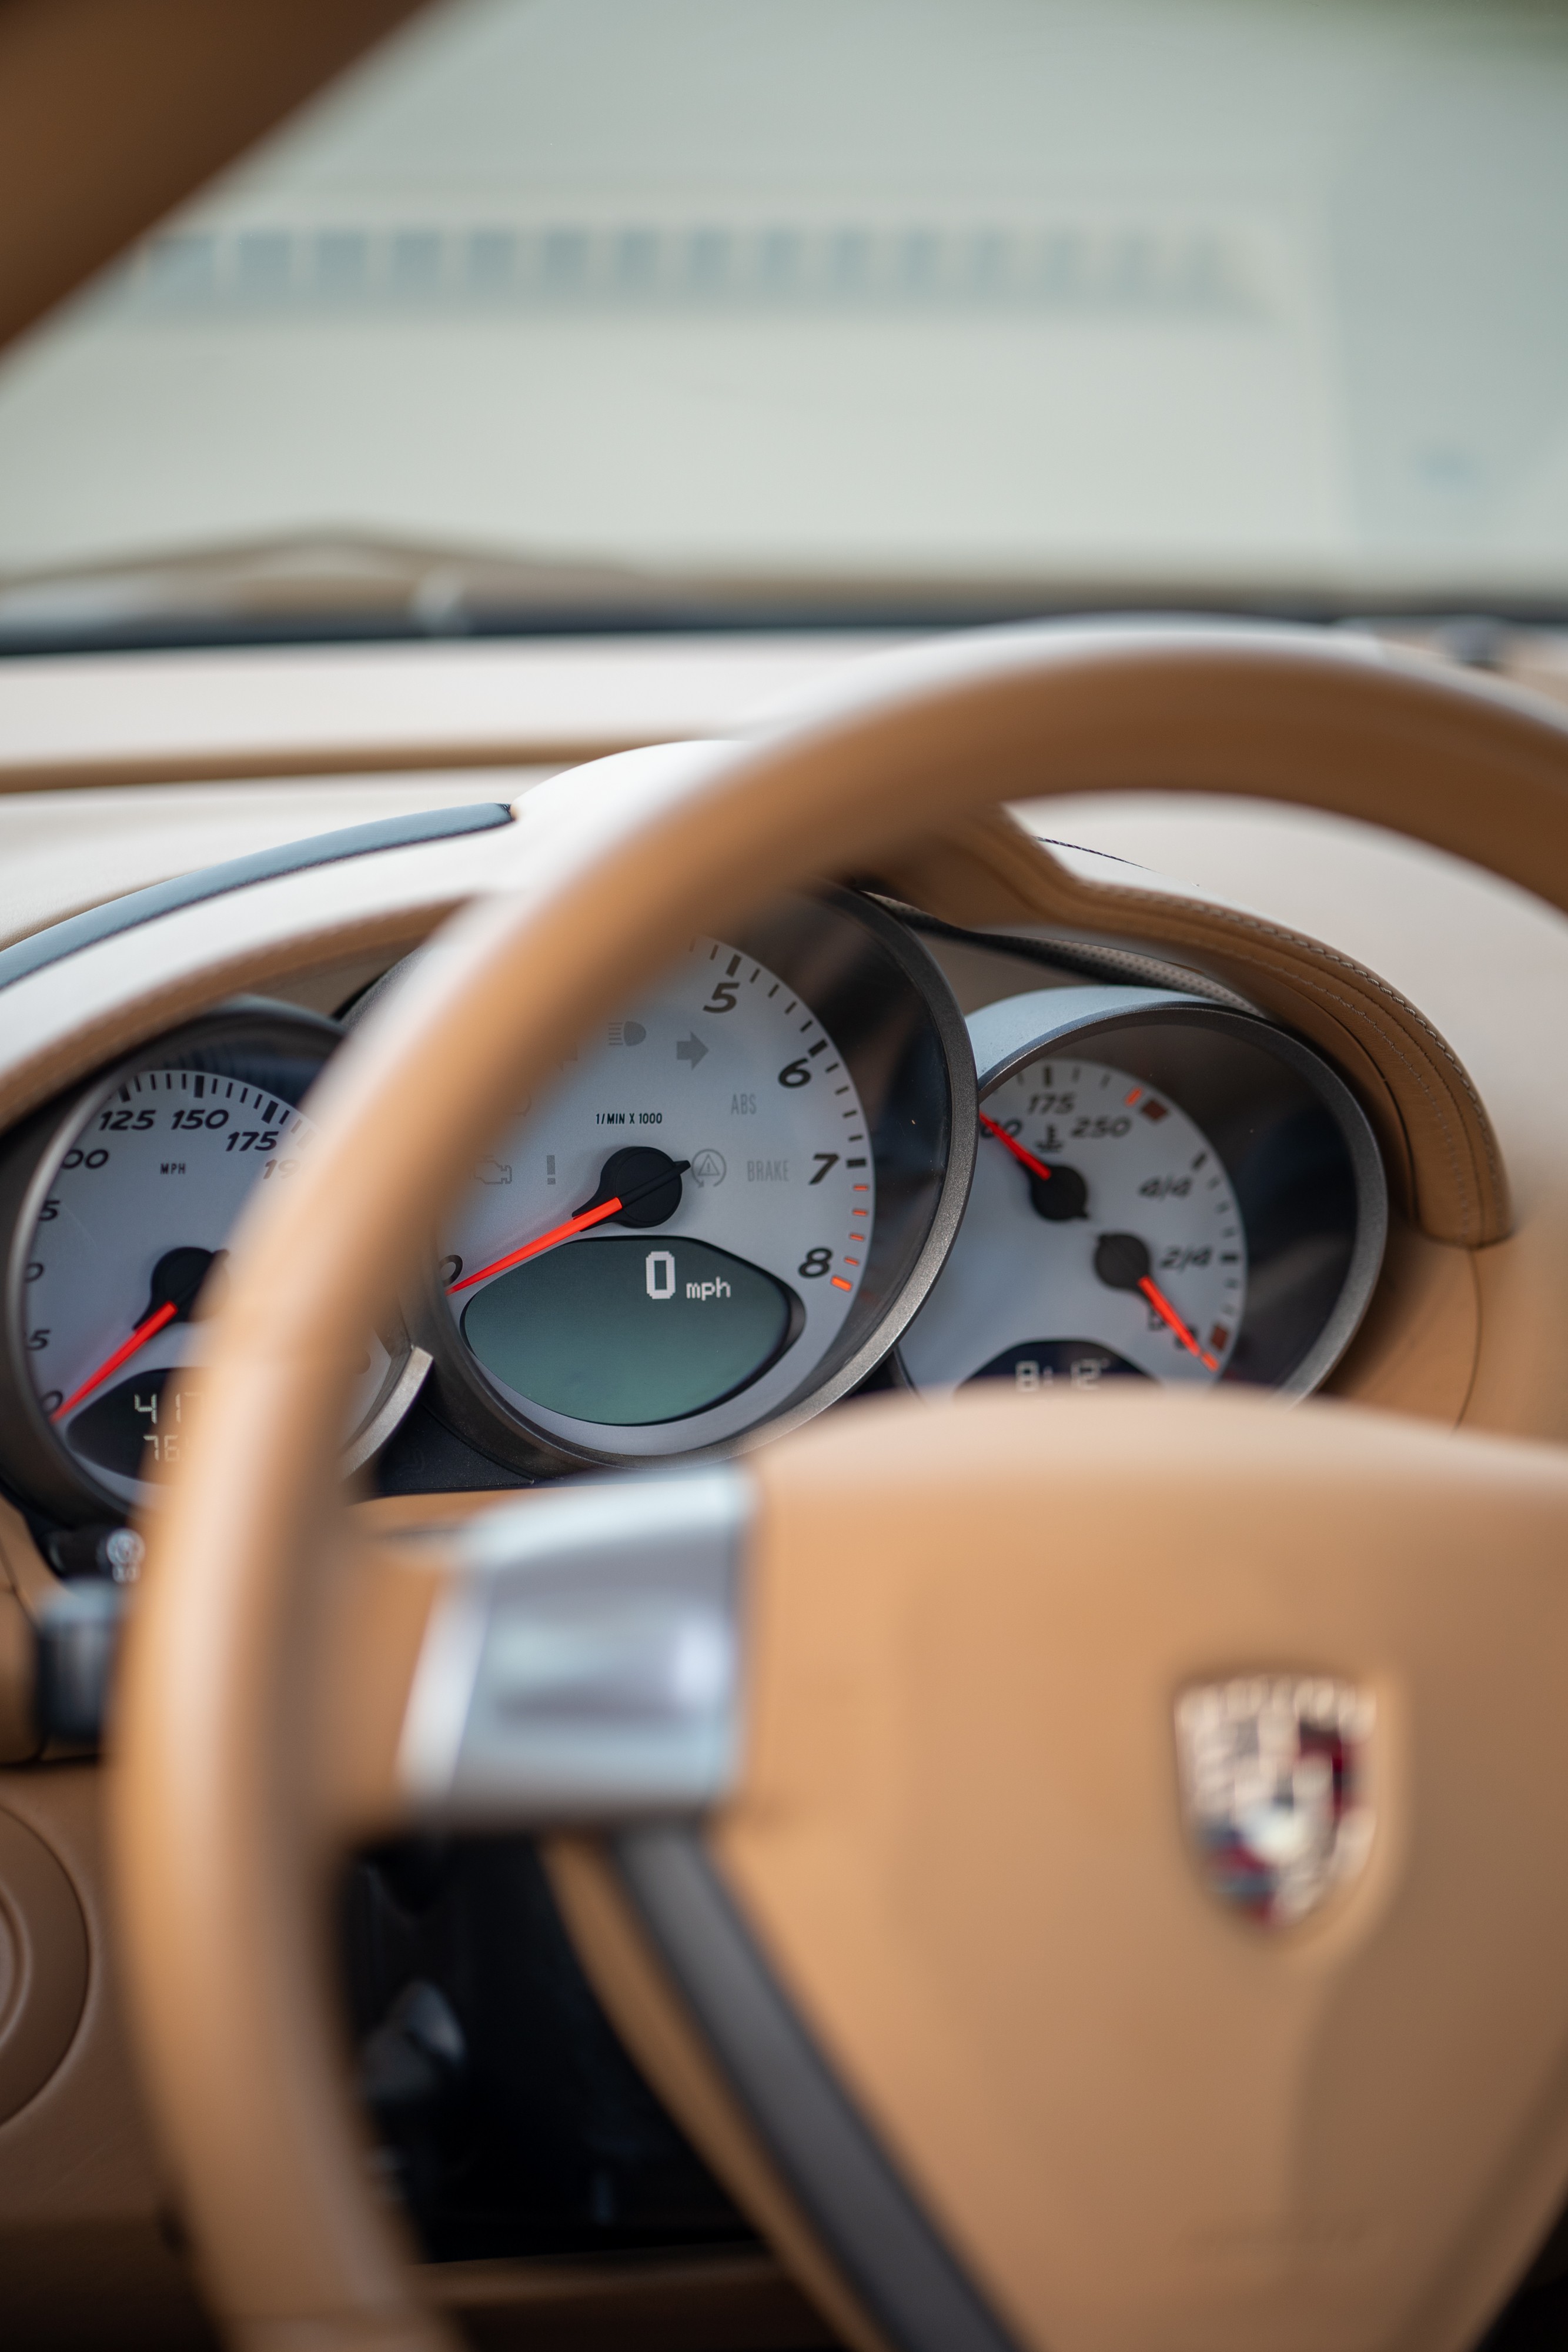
676 1033 708 1067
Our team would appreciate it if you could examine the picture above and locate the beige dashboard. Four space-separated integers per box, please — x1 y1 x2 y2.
1 629 1567 2346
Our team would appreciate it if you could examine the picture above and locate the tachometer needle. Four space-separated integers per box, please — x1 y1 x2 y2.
978 1110 1054 1186
448 1158 693 1295
51 1299 178 1421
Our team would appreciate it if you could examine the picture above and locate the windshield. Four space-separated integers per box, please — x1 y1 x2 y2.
4 0 1568 640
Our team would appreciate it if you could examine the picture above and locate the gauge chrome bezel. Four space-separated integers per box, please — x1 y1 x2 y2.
0 1000 424 1525
897 984 1388 1403
410 890 977 1473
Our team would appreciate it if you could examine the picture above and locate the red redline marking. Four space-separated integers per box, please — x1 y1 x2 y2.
449 1195 623 1293
52 1298 179 1421
851 1182 871 1191
844 1257 861 1267
978 1111 1052 1184
830 1275 852 1291
1125 1086 1144 1106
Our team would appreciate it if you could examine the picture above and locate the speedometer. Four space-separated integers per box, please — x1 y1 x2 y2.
414 890 973 1468
0 1004 426 1524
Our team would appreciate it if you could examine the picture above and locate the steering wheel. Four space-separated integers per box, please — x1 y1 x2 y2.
113 623 1568 2352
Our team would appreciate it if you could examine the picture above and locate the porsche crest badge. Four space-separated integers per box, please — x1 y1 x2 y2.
1175 1676 1375 1927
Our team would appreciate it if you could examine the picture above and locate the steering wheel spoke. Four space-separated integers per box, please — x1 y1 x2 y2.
317 1471 749 1845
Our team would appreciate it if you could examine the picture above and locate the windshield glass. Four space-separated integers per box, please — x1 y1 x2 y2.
3 0 1567 634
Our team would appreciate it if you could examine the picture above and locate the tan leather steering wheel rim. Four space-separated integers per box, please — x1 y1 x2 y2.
113 623 1568 2350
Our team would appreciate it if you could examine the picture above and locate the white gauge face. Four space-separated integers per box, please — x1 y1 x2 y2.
440 936 874 1456
899 1052 1246 1394
24 1068 392 1508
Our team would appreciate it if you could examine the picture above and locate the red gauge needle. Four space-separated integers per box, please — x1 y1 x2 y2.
1093 1230 1219 1372
51 1244 220 1424
985 1121 1219 1374
1136 1275 1219 1372
51 1299 177 1421
447 1155 693 1295
978 1110 1054 1187
448 1195 626 1294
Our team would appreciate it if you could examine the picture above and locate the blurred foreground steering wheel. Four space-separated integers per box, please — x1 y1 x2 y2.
116 624 1568 2352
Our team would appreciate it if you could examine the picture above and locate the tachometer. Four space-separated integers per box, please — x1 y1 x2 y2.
898 987 1385 1400
0 1004 426 1524
416 891 974 1468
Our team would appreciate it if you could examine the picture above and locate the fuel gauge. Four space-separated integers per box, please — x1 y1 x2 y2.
898 987 1386 1401
902 1050 1245 1392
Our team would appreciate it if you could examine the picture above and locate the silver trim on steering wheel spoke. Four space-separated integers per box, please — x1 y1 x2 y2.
398 1464 753 1823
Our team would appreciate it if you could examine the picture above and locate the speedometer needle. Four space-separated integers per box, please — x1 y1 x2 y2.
448 1157 693 1295
51 1244 220 1422
51 1300 177 1421
978 1110 1053 1185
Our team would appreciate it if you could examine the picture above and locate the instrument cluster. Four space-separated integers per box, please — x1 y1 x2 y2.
0 891 1386 1531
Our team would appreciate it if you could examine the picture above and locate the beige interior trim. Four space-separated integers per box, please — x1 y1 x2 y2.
307 1532 450 1850
548 1840 891 2352
1322 1215 1480 1425
0 1490 65 1628
882 804 1506 1245
111 626 1568 2347
0 819 538 1142
0 1766 196 2329
350 1491 532 1536
0 1595 36 1767
0 1805 90 2124
0 0 428 354
0 773 552 960
424 2248 834 2348
0 638 905 796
